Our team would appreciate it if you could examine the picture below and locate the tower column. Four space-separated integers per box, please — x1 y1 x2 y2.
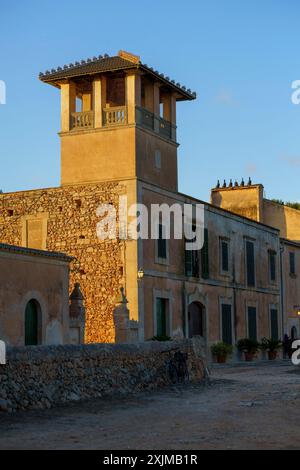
93 76 107 128
60 81 76 132
126 73 141 124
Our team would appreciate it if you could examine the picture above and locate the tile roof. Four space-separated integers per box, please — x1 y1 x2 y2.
0 243 73 262
39 52 196 101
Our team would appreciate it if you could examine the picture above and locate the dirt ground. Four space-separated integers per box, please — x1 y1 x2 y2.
0 361 300 450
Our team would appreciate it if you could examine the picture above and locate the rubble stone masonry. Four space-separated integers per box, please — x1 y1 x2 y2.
0 182 126 343
0 339 206 412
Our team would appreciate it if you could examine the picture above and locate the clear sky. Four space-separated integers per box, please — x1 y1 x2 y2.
0 0 299 202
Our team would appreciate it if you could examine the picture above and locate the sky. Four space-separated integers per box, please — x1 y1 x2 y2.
0 0 300 202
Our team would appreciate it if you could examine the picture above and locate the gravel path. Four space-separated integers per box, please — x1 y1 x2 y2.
0 361 299 450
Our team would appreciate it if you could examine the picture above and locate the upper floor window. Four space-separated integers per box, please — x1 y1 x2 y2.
245 239 255 287
185 247 199 277
269 250 277 282
156 223 168 262
201 228 209 279
290 252 296 275
220 238 230 274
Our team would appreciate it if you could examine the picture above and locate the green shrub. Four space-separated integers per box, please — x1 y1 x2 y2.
211 342 233 357
237 338 259 354
150 335 172 342
260 337 282 352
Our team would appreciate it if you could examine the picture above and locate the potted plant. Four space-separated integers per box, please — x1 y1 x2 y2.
260 337 282 360
211 342 233 364
237 338 259 362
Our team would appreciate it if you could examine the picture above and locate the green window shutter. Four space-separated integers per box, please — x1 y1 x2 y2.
222 304 232 345
246 240 255 287
290 252 296 275
269 252 276 281
221 240 229 272
185 247 193 276
156 298 166 337
157 224 167 259
25 300 38 346
270 309 279 341
248 307 257 341
201 228 209 279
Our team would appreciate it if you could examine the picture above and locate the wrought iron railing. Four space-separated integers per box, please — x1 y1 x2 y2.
71 111 94 129
103 106 127 126
136 106 155 130
158 117 172 140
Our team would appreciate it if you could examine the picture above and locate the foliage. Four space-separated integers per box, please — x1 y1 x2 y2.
211 342 233 357
271 199 300 211
150 335 172 342
260 337 282 352
237 338 259 354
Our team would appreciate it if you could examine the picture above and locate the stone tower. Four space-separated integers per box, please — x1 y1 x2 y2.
40 50 196 191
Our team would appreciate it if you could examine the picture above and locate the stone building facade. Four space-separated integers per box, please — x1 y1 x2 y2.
0 243 71 346
0 50 298 351
211 182 300 341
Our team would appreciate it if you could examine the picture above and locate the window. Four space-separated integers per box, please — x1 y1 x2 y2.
156 298 168 337
270 309 279 340
220 239 229 273
245 240 255 287
221 304 233 345
269 251 276 282
155 150 161 169
157 224 167 260
201 228 209 279
25 300 41 346
185 247 199 277
290 252 296 275
247 306 257 341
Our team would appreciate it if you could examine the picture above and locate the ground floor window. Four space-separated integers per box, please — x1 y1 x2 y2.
156 298 168 337
247 306 257 341
221 303 233 345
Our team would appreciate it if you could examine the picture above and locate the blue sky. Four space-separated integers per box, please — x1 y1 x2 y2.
0 0 299 202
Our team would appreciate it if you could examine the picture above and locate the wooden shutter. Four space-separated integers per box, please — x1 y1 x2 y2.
25 300 38 346
246 240 255 287
201 228 209 279
222 304 232 345
269 252 276 281
290 252 296 275
156 298 167 337
221 240 229 272
157 224 167 259
248 307 257 341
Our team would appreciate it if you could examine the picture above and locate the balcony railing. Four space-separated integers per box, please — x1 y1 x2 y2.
71 111 94 129
136 106 176 142
69 106 176 142
103 106 127 126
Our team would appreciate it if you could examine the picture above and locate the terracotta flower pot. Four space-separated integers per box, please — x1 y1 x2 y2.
217 355 227 364
244 352 254 362
268 350 277 360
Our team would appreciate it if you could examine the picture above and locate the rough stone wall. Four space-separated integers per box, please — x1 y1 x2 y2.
0 339 206 412
0 182 126 343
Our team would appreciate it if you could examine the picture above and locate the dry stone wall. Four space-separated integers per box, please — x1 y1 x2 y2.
0 182 126 343
0 339 206 412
